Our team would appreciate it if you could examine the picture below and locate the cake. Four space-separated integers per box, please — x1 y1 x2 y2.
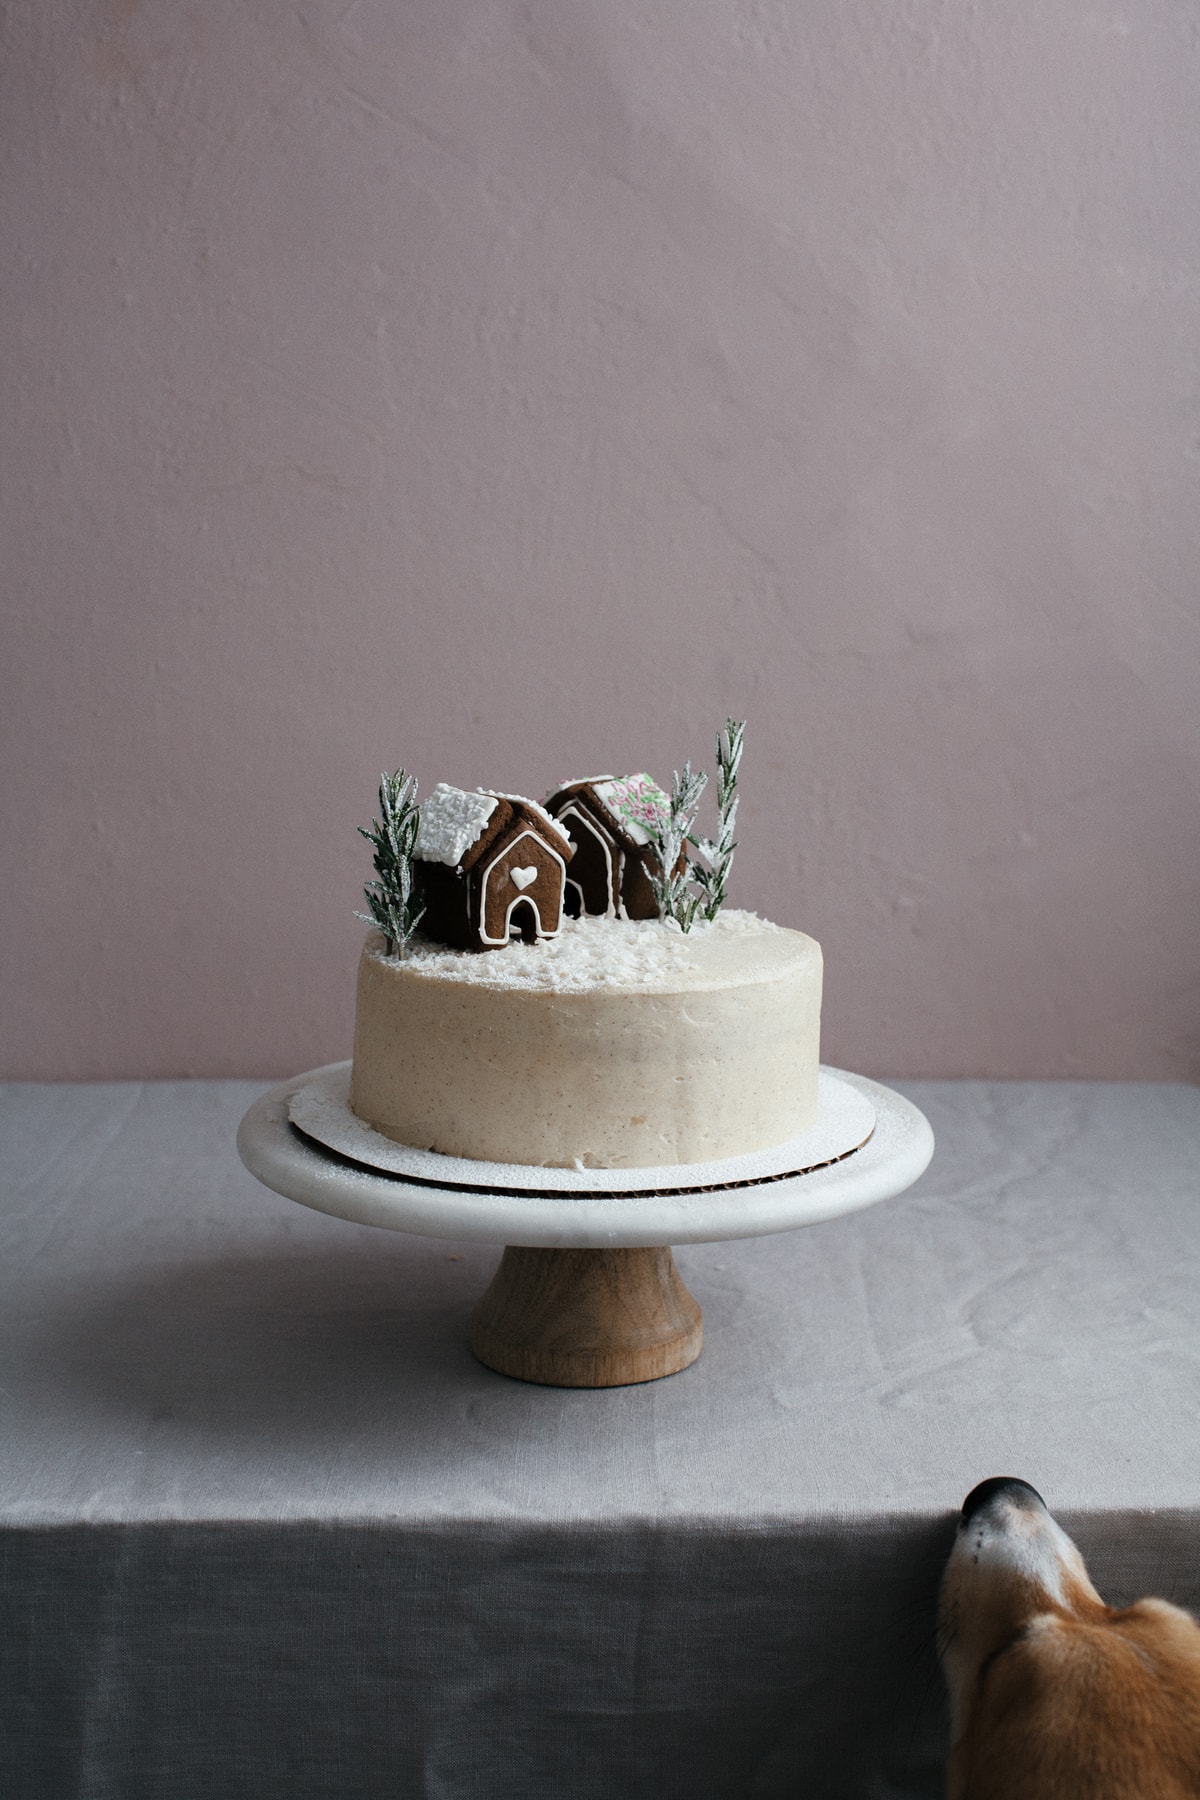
349 910 823 1168
349 727 823 1169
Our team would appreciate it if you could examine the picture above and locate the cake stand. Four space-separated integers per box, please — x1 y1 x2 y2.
237 1066 933 1389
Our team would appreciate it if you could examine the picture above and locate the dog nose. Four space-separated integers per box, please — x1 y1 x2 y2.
960 1477 1046 1523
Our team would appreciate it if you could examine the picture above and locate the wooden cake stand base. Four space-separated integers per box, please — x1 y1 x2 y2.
471 1246 703 1387
236 1066 933 1390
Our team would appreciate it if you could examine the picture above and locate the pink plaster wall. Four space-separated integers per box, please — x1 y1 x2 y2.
3 0 1199 1081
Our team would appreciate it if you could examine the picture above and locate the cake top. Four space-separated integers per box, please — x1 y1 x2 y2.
357 717 746 954
364 908 817 994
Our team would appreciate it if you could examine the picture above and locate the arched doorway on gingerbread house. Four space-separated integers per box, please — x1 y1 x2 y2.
506 898 539 943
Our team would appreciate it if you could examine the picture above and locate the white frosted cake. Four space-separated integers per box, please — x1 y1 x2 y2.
349 910 823 1169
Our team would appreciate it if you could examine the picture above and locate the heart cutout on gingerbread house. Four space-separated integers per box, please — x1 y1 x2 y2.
509 866 538 891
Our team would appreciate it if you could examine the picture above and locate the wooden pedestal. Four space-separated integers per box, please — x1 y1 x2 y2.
470 1245 703 1388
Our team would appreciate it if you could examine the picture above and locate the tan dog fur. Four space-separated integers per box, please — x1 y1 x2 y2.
940 1478 1200 1799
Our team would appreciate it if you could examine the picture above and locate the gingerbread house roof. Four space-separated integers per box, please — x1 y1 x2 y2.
546 773 669 853
414 783 572 874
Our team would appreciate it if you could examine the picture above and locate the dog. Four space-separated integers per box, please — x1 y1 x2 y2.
939 1477 1200 1799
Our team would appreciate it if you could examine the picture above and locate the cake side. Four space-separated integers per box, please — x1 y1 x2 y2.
349 912 823 1168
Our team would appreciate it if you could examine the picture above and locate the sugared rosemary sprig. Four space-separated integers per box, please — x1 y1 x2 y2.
646 718 746 930
355 768 425 956
646 761 709 932
690 718 744 922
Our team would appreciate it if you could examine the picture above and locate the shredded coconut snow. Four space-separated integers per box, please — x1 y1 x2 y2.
414 783 497 868
370 908 781 992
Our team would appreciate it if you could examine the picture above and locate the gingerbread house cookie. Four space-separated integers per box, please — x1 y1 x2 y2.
544 774 670 921
412 783 574 951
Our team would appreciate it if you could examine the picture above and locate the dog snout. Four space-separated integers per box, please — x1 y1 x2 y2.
959 1476 1046 1525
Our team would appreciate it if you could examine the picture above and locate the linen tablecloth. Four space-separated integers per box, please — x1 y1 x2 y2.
3 1079 1198 1798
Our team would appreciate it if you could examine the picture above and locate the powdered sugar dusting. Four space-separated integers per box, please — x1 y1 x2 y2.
414 783 497 868
371 909 793 992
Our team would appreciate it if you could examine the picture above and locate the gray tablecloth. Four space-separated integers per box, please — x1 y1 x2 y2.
2 1079 1199 1798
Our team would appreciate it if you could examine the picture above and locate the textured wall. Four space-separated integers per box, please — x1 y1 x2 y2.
3 0 1199 1080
